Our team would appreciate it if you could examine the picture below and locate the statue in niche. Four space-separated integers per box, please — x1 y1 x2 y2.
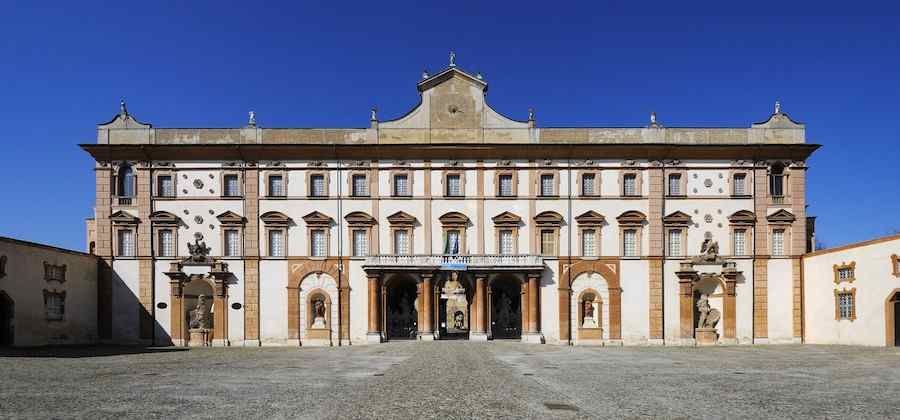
696 294 721 329
311 298 327 328
582 298 597 328
442 272 468 332
186 238 211 263
189 296 212 329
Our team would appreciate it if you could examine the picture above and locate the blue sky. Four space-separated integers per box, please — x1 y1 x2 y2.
1 1 898 251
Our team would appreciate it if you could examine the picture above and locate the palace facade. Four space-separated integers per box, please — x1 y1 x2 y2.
80 62 821 347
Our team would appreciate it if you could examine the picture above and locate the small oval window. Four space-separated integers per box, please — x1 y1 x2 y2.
156 302 168 310
231 303 242 310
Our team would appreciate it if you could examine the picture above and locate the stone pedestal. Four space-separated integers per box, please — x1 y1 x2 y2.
188 328 211 347
418 332 435 341
366 332 383 344
521 333 544 344
304 328 332 347
695 328 718 346
469 331 488 341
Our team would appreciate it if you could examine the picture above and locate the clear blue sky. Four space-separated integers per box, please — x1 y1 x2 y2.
1 1 898 251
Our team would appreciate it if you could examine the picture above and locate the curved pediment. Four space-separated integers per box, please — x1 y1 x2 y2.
344 211 376 226
575 210 606 225
302 211 333 226
386 211 416 226
216 211 245 226
534 211 564 226
492 211 522 226
728 210 756 225
260 211 291 225
767 209 796 223
149 210 181 225
662 211 693 225
109 210 140 225
616 210 647 225
438 211 470 226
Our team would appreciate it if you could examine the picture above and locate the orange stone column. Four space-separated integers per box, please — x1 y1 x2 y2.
419 272 435 340
675 263 699 343
366 273 383 343
471 274 488 340
163 263 187 346
525 272 541 342
723 267 740 343
210 261 231 347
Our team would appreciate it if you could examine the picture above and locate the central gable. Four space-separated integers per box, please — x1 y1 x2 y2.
380 66 527 132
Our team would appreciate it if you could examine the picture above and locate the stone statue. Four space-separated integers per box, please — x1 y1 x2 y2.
774 100 781 114
370 107 377 121
186 238 211 263
311 298 326 328
582 299 597 328
528 107 535 121
422 69 429 79
189 296 211 329
698 233 720 263
248 111 256 126
696 294 720 329
449 50 456 67
650 112 657 125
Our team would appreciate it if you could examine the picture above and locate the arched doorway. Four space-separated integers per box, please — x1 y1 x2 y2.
385 275 418 340
887 290 900 347
0 291 13 347
490 277 522 339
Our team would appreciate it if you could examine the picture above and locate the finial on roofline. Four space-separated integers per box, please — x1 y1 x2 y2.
449 50 456 67
422 68 429 79
119 98 128 117
476 71 483 80
248 111 256 127
774 100 782 115
370 106 378 122
528 107 535 122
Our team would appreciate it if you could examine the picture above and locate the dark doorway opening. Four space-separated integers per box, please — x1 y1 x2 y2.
894 297 900 347
386 278 418 340
491 279 521 339
0 292 13 347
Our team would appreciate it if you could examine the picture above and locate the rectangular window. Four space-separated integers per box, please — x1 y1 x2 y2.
158 175 174 197
118 230 134 257
223 174 240 197
444 230 460 255
352 229 368 257
733 174 747 196
770 172 784 197
623 229 637 257
498 174 514 197
268 175 285 197
540 174 554 196
582 229 596 257
540 229 556 255
393 174 409 196
623 174 637 196
158 229 174 257
310 174 326 197
351 174 368 197
581 174 596 196
668 229 682 256
394 230 410 255
668 174 682 196
45 293 64 321
772 229 785 256
838 292 854 320
311 229 327 257
733 229 747 256
838 267 854 281
224 229 240 257
446 174 462 197
499 229 514 255
268 230 284 257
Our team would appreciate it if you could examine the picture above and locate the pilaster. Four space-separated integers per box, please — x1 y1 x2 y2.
243 166 260 345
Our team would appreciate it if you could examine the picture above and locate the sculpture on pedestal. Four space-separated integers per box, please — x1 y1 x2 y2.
582 298 597 328
186 238 212 264
693 232 724 264
696 294 721 329
189 295 212 330
311 298 327 328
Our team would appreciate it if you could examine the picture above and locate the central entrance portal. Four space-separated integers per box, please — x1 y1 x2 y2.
386 276 418 340
438 271 470 340
491 278 522 339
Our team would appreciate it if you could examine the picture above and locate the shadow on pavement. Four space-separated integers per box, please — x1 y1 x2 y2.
0 345 189 358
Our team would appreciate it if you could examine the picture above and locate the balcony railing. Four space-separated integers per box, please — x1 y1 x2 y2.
363 254 544 270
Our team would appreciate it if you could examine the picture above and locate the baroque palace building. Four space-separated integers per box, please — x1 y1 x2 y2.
80 60 820 347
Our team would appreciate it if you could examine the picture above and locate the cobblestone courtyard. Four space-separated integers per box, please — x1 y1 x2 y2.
1 342 898 419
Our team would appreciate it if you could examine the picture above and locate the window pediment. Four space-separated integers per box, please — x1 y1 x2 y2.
662 211 692 226
387 211 416 226
110 210 140 225
216 211 245 226
439 212 469 227
302 211 334 227
728 210 756 225
260 211 292 226
766 209 796 224
492 211 522 226
534 211 563 226
575 210 606 226
345 211 376 226
616 210 647 226
149 211 181 225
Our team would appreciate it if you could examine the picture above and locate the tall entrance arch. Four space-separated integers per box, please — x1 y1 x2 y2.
384 274 418 340
0 291 13 347
886 289 900 347
489 275 522 339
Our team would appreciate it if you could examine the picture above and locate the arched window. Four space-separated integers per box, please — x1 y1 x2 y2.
118 164 135 197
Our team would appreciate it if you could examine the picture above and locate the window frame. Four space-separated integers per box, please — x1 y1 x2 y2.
731 171 750 197
443 171 465 198
266 227 287 258
665 171 687 197
536 170 559 198
390 171 412 197
220 171 242 198
265 171 288 198
43 289 66 321
834 288 857 321
666 227 687 257
392 228 412 255
309 228 329 258
495 169 518 198
307 172 329 198
833 262 857 284
620 171 642 197
348 171 370 198
577 171 600 197
351 228 370 257
154 171 177 198
115 227 136 258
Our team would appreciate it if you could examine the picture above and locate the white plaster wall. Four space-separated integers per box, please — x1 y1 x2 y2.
348 261 368 343
767 258 795 343
662 260 682 343
153 261 173 345
539 265 560 343
259 259 288 344
619 259 649 343
225 261 245 345
111 259 140 343
804 237 900 346
734 259 755 343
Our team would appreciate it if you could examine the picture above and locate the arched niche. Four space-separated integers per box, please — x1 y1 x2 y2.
571 273 611 345
693 275 726 339
298 273 339 346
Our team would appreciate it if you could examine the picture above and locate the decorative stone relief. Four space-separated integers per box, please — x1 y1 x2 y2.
193 179 204 189
704 214 713 224
194 216 203 224
703 179 713 188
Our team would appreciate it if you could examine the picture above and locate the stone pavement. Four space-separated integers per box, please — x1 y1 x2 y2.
0 342 898 419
